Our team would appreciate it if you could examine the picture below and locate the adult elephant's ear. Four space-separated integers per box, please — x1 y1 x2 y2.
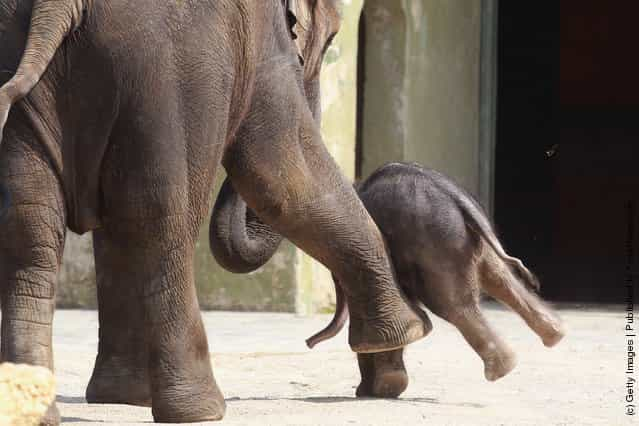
286 0 341 80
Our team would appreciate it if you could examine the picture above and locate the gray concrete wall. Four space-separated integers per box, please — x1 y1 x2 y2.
360 0 484 198
359 1 408 172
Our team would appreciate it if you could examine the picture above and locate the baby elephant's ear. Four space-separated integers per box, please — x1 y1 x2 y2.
286 0 313 63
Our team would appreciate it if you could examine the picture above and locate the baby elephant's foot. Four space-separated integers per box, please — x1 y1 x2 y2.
482 344 517 381
86 355 151 406
538 314 566 348
356 349 409 398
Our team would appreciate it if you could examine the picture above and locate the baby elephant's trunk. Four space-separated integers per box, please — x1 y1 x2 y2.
306 276 349 348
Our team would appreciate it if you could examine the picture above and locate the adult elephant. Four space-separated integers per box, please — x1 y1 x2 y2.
0 0 429 424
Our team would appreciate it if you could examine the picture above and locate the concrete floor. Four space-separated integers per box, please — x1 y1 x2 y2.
36 304 632 424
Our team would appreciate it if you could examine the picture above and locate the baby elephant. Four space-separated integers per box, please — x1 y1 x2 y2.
307 162 565 397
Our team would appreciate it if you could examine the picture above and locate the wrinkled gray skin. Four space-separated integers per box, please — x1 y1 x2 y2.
214 162 566 398
308 163 566 397
0 1 429 424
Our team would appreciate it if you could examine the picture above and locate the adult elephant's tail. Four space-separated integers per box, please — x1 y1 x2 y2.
0 1 89 219
0 0 88 145
209 177 284 273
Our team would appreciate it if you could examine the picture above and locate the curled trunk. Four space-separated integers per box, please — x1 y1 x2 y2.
209 177 284 273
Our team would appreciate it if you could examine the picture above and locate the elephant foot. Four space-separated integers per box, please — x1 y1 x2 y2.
356 350 409 399
542 327 565 348
483 346 517 382
539 315 566 348
151 376 226 423
39 403 61 426
349 303 432 354
356 369 409 399
86 356 151 406
86 377 152 407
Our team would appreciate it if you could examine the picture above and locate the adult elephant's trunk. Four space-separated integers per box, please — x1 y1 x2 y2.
209 177 284 273
0 0 87 214
306 276 349 348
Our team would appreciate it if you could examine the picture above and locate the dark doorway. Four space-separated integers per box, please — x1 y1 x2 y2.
495 0 639 303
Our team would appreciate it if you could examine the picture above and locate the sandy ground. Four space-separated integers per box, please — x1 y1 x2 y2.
33 303 633 425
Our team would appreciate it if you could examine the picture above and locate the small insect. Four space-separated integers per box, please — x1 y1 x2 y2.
545 143 559 158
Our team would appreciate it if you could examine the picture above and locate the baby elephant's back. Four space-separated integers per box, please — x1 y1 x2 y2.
357 163 477 267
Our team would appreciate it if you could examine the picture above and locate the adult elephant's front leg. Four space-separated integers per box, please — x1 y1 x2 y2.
225 74 429 353
356 349 408 398
85 229 151 406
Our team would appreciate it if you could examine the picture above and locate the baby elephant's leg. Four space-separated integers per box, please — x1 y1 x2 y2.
356 349 408 398
418 270 517 381
479 250 565 347
446 303 517 381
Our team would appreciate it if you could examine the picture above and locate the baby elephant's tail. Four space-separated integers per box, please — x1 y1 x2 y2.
450 185 541 293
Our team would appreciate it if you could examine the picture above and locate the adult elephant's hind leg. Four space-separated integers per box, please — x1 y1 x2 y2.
101 197 224 422
0 137 65 425
85 229 151 406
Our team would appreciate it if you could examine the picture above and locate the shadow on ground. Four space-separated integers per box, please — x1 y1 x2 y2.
58 395 87 404
227 395 485 408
